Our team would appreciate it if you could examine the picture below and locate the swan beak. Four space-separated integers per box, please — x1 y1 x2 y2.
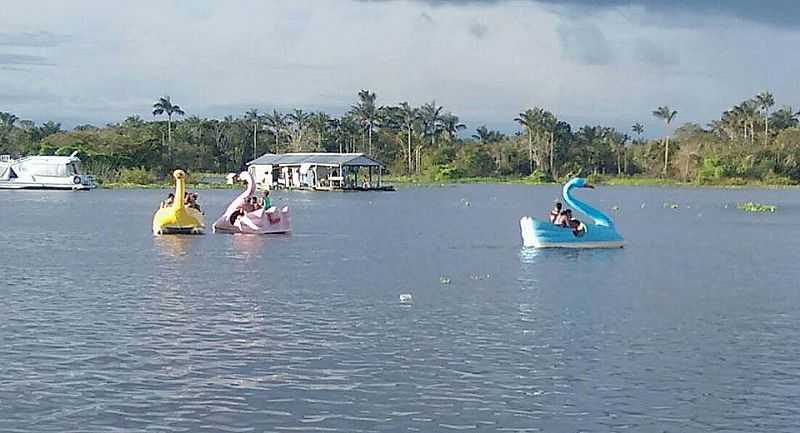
584 183 595 189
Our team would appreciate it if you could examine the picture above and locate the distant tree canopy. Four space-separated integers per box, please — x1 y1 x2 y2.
1 89 799 184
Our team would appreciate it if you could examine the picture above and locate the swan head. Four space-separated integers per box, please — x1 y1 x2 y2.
238 171 254 183
173 169 186 180
570 177 594 189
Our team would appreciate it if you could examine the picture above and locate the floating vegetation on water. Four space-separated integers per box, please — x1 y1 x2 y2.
663 202 680 209
737 202 777 213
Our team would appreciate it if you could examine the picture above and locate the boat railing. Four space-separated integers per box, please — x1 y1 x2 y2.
0 155 10 162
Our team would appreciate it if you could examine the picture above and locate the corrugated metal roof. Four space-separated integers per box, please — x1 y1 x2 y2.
248 152 383 167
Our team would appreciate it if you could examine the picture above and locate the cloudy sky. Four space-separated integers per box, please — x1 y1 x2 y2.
1 0 800 135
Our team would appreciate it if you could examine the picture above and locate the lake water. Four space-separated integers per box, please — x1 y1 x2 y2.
1 184 799 433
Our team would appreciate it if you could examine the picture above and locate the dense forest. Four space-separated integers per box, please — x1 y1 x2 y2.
1 90 800 185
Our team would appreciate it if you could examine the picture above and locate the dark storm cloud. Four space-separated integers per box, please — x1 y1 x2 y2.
358 0 800 28
557 21 612 65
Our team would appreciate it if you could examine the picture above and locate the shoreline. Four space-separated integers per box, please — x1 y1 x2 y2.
98 176 799 190
100 182 241 190
384 175 800 189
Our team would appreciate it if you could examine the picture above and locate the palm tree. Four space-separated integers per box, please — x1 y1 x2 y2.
472 125 491 143
419 100 444 148
515 108 543 174
245 108 260 157
769 105 799 131
288 109 312 152
472 125 504 144
397 102 418 174
740 100 758 145
631 122 644 143
309 112 332 150
38 121 62 139
351 89 378 155
652 105 677 175
264 110 287 153
337 115 360 153
440 113 466 142
122 115 145 128
0 112 18 129
539 111 557 176
755 91 775 143
604 129 626 176
152 96 185 143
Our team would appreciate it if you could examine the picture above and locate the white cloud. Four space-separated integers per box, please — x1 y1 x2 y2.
0 0 798 136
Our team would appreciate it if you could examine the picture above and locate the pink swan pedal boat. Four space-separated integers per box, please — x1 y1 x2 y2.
212 171 292 234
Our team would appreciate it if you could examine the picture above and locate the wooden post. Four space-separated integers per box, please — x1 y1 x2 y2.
368 166 372 188
378 166 382 187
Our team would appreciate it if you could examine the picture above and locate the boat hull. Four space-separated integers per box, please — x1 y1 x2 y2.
153 207 205 236
0 178 96 190
213 206 292 234
520 216 624 249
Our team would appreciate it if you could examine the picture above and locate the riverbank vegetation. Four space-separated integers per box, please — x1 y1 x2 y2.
1 90 799 186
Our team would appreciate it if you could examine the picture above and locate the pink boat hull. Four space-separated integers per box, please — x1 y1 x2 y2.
213 206 292 234
212 171 292 234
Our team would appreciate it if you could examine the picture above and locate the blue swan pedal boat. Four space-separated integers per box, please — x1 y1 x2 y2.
520 177 624 248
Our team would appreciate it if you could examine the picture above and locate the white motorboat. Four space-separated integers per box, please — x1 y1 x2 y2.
0 152 96 190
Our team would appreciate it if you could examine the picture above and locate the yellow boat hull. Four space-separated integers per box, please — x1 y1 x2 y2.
152 206 205 235
152 169 205 235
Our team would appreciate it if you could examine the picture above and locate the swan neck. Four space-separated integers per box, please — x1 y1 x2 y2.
174 177 185 210
563 182 613 227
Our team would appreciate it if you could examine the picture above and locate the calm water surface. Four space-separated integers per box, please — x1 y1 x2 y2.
1 184 799 432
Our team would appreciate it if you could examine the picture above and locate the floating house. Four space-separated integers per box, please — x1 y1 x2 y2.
247 152 391 191
0 152 96 190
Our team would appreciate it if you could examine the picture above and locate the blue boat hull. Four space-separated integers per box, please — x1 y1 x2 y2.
520 217 624 249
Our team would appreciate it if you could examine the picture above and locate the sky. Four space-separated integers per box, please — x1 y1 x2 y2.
1 0 800 136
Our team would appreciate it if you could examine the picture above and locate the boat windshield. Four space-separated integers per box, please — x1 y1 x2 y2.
67 163 79 175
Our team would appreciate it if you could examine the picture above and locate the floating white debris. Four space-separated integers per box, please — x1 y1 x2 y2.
399 294 414 304
439 277 451 284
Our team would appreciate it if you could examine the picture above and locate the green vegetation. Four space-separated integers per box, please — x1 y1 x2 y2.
116 167 156 185
1 90 800 187
737 202 777 212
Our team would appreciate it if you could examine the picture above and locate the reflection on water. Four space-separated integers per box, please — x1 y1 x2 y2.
2 186 800 433
153 235 194 258
518 246 584 264
229 233 268 258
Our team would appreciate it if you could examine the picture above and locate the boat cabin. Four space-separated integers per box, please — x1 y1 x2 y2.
0 152 96 190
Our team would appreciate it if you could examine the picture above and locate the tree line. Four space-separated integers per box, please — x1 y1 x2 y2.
1 89 799 184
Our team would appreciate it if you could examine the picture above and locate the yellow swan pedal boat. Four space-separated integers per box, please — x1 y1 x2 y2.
152 169 205 235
